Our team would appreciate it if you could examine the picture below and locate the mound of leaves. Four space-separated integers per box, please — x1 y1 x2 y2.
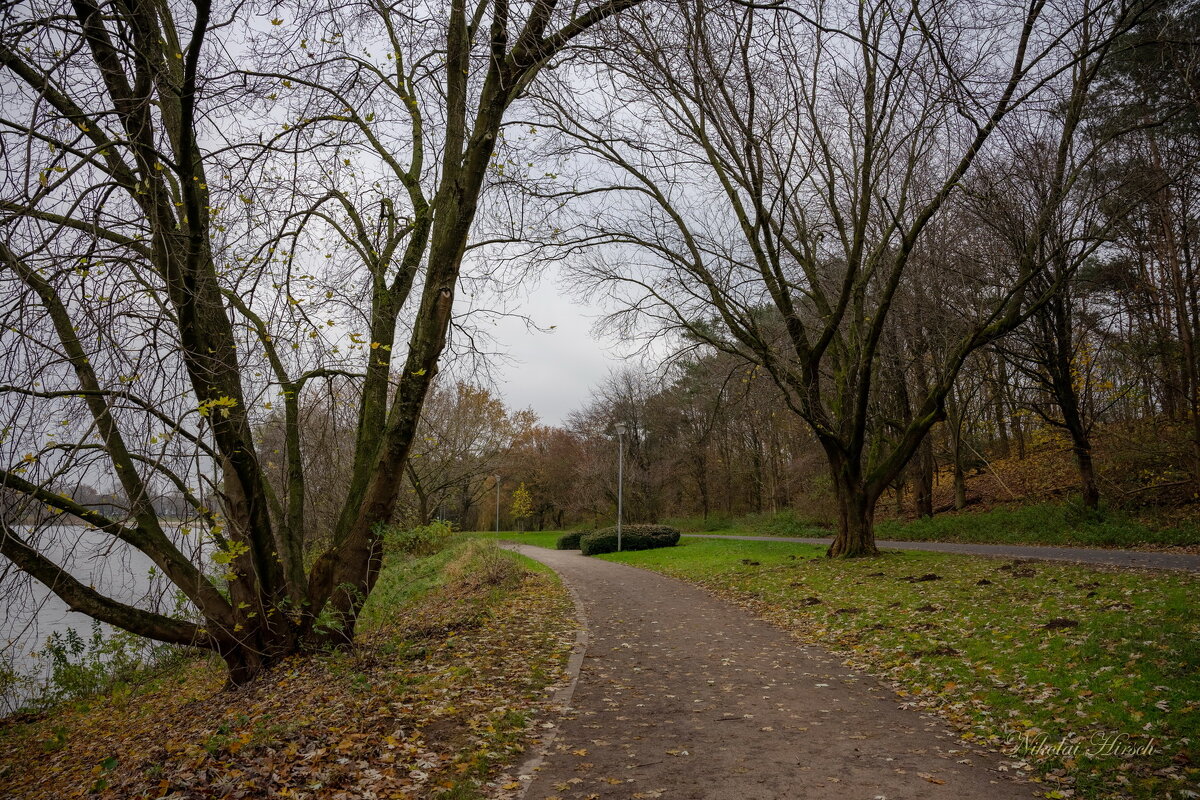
580 524 680 555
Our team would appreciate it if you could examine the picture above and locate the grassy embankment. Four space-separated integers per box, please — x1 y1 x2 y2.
662 502 1200 548
474 531 563 550
586 536 1198 800
0 536 577 800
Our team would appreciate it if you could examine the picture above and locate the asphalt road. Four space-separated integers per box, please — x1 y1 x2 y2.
505 545 1035 800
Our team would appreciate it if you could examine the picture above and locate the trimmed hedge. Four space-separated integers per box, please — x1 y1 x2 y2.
556 531 587 550
579 524 681 556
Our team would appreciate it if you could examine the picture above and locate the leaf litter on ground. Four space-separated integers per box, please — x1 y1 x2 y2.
0 540 578 799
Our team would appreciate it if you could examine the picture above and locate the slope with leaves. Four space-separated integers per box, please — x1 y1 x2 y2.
0 540 577 799
907 420 1200 526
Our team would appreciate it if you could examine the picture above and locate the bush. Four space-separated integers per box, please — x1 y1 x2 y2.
382 520 455 556
579 524 680 555
442 540 523 592
556 531 587 550
5 621 191 713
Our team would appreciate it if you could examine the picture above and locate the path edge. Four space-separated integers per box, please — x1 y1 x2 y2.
500 543 589 799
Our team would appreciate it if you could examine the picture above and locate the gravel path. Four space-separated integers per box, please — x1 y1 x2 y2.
685 534 1200 571
504 544 1033 800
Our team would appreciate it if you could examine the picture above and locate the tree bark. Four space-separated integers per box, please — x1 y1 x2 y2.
822 446 881 557
914 435 934 518
1075 442 1100 509
946 388 968 511
827 474 880 558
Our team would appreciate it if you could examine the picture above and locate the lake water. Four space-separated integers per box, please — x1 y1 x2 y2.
1 523 207 712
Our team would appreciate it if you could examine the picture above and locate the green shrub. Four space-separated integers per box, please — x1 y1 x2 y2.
1063 495 1109 526
556 531 586 550
580 524 680 555
664 507 836 534
11 621 190 712
443 540 523 592
873 502 1200 547
382 520 455 556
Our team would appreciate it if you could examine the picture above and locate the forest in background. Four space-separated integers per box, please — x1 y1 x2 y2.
257 0 1200 541
362 344 1200 538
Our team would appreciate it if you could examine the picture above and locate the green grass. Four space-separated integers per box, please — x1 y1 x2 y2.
663 503 1200 548
663 507 832 535
595 537 1200 800
875 502 1200 548
362 531 570 630
468 530 566 549
358 542 466 631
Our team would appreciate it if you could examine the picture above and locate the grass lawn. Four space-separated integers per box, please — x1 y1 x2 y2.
0 538 577 799
666 503 1200 549
595 537 1199 800
471 530 564 549
874 504 1200 549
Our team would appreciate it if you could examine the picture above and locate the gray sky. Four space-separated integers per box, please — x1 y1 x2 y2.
488 269 630 426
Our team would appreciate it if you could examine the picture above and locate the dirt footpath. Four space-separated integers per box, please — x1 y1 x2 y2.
504 545 1034 800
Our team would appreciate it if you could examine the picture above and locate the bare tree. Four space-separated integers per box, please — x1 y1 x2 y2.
0 0 642 683
538 0 1143 555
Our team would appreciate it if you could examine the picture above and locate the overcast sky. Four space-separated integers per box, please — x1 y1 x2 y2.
485 267 635 427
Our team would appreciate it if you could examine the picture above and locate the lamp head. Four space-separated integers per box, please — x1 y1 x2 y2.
614 421 628 436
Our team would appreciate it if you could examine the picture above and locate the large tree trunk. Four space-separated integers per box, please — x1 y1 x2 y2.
914 436 935 518
1074 442 1100 509
953 463 967 511
1041 289 1100 510
826 456 880 558
991 352 1012 459
946 389 968 511
1013 412 1027 460
1060 392 1100 509
828 481 880 558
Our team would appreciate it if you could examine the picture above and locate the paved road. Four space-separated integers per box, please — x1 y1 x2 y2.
684 534 1200 571
504 544 1033 800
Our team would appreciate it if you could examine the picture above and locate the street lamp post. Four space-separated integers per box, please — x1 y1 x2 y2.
615 422 627 552
494 475 501 534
